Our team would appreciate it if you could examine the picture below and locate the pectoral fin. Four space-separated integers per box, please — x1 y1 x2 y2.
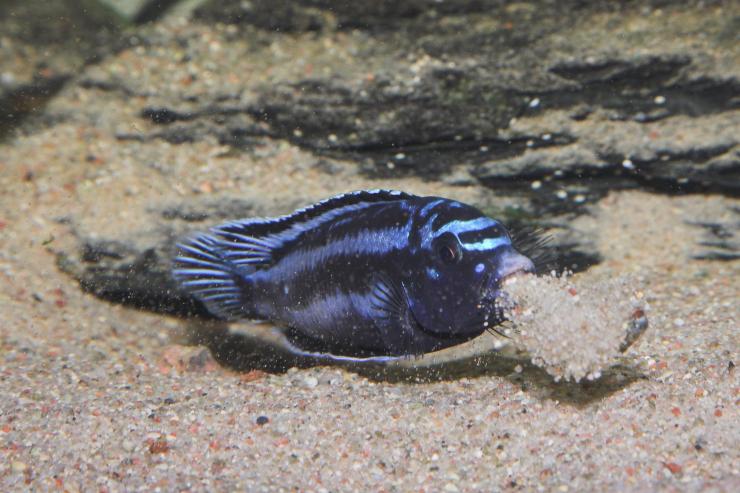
368 273 424 356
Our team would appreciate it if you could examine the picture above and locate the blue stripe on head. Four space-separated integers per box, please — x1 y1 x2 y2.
460 237 510 251
418 213 438 249
418 199 445 219
419 215 513 252
433 217 499 238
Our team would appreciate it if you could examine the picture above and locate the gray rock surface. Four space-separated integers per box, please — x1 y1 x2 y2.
190 0 740 192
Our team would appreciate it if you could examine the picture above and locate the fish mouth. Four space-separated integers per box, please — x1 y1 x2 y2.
496 249 536 282
485 248 535 308
473 259 534 335
480 250 535 301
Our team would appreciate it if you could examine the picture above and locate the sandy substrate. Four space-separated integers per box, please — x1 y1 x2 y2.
0 13 738 486
1 116 738 492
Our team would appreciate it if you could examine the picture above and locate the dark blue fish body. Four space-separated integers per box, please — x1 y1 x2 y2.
173 190 534 358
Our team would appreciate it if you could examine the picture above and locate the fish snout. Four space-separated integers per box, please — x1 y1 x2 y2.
495 249 535 283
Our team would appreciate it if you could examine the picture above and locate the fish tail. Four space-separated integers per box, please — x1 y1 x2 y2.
172 232 258 320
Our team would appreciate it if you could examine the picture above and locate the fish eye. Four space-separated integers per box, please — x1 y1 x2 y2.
434 233 462 264
439 245 456 263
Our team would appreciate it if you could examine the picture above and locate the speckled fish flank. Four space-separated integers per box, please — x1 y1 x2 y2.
173 190 535 358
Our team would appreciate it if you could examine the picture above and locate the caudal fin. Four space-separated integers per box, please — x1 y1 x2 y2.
172 233 257 320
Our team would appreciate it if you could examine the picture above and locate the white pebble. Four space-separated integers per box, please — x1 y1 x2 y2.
1 72 17 85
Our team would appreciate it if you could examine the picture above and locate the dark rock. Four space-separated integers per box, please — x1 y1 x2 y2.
143 1 740 193
133 0 185 24
0 0 125 137
56 232 206 317
56 197 268 318
688 207 740 261
251 74 521 177
0 74 70 137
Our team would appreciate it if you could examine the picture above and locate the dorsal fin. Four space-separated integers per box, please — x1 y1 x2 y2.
214 189 417 239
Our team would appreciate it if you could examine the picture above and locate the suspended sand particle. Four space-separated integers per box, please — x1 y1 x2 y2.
499 274 649 382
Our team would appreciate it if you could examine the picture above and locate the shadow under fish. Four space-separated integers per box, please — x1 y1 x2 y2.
183 319 646 406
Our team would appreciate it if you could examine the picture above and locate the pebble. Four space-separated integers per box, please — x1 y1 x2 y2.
303 376 319 388
1 72 17 85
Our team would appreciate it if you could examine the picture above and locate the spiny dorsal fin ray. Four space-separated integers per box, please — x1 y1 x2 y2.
213 190 416 239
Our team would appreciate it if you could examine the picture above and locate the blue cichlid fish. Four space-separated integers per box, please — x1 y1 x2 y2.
172 190 535 360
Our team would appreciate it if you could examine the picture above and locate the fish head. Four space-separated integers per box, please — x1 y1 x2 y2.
407 201 535 338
